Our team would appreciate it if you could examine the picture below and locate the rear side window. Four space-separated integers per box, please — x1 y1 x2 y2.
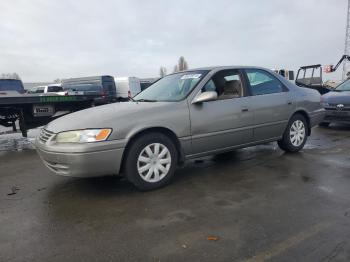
63 83 101 92
245 69 284 95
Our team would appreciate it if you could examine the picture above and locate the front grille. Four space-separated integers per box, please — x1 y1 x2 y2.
324 115 350 121
325 107 350 112
39 129 55 143
328 103 350 107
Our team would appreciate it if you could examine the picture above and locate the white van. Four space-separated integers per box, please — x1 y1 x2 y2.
114 77 141 100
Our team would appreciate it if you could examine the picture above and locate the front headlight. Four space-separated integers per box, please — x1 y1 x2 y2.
56 129 112 143
321 102 329 107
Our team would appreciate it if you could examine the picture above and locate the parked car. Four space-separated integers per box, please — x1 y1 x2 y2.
320 78 350 126
114 77 141 100
0 79 25 94
61 76 116 105
36 66 324 191
27 84 65 95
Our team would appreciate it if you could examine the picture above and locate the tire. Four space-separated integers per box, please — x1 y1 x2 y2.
278 114 308 153
319 122 330 127
124 132 178 191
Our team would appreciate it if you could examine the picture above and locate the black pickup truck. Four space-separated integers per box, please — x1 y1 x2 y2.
0 79 98 137
295 64 332 95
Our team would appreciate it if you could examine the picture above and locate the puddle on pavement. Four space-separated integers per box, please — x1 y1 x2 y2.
0 129 40 152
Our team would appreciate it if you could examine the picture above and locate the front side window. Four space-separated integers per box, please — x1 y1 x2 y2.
202 70 244 100
134 70 208 102
246 69 284 95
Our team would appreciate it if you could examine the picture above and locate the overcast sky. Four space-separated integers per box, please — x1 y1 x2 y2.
0 0 347 82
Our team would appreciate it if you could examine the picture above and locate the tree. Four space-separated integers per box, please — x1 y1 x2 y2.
178 56 188 71
159 67 167 77
0 73 21 80
53 78 61 83
171 56 189 73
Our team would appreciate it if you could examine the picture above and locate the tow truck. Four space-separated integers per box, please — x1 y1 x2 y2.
0 91 97 137
295 55 350 94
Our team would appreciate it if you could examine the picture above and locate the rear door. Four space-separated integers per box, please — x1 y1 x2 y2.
189 69 254 155
243 69 295 141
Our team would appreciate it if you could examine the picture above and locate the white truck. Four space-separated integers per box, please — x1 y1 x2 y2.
114 77 141 100
27 84 65 95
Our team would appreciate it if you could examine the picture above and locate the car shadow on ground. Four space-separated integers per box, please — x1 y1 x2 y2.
321 123 350 131
46 143 289 200
44 139 321 222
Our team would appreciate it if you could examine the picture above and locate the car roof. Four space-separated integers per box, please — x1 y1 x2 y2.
181 65 270 72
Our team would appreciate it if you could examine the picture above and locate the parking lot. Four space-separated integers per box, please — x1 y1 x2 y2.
0 125 349 261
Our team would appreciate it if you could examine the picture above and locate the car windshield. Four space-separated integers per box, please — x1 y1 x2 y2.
29 86 45 93
133 70 208 102
336 79 350 91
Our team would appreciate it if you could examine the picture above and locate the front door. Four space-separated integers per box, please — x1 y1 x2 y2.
189 69 254 156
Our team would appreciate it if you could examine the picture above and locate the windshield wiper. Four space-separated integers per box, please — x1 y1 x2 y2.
135 99 158 102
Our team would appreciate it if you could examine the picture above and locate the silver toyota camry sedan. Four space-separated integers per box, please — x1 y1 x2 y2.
36 66 325 190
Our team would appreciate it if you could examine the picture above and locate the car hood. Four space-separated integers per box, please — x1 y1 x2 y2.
322 91 350 104
45 101 183 135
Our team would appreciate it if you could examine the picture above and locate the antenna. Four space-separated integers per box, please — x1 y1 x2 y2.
343 0 350 80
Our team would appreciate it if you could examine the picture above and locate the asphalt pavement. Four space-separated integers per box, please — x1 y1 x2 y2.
1 125 350 261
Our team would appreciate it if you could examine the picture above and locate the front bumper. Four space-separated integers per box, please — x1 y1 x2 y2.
35 137 126 178
323 109 350 124
309 109 326 127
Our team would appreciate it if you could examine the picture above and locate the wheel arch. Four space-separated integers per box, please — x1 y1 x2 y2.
120 127 185 173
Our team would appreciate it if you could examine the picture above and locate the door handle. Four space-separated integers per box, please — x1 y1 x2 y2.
241 107 249 112
287 100 293 105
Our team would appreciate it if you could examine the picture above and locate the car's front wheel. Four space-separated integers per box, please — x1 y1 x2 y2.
278 114 308 152
124 132 178 191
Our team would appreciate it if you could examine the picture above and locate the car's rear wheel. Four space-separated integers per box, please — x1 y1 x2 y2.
278 114 308 152
124 132 178 191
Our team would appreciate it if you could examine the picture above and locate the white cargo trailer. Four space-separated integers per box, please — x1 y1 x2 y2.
114 77 141 100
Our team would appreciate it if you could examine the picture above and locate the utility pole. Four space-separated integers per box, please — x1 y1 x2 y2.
343 0 350 80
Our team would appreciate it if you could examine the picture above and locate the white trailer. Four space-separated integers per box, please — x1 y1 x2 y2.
114 77 141 100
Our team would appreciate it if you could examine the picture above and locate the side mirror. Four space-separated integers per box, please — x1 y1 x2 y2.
192 91 218 104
